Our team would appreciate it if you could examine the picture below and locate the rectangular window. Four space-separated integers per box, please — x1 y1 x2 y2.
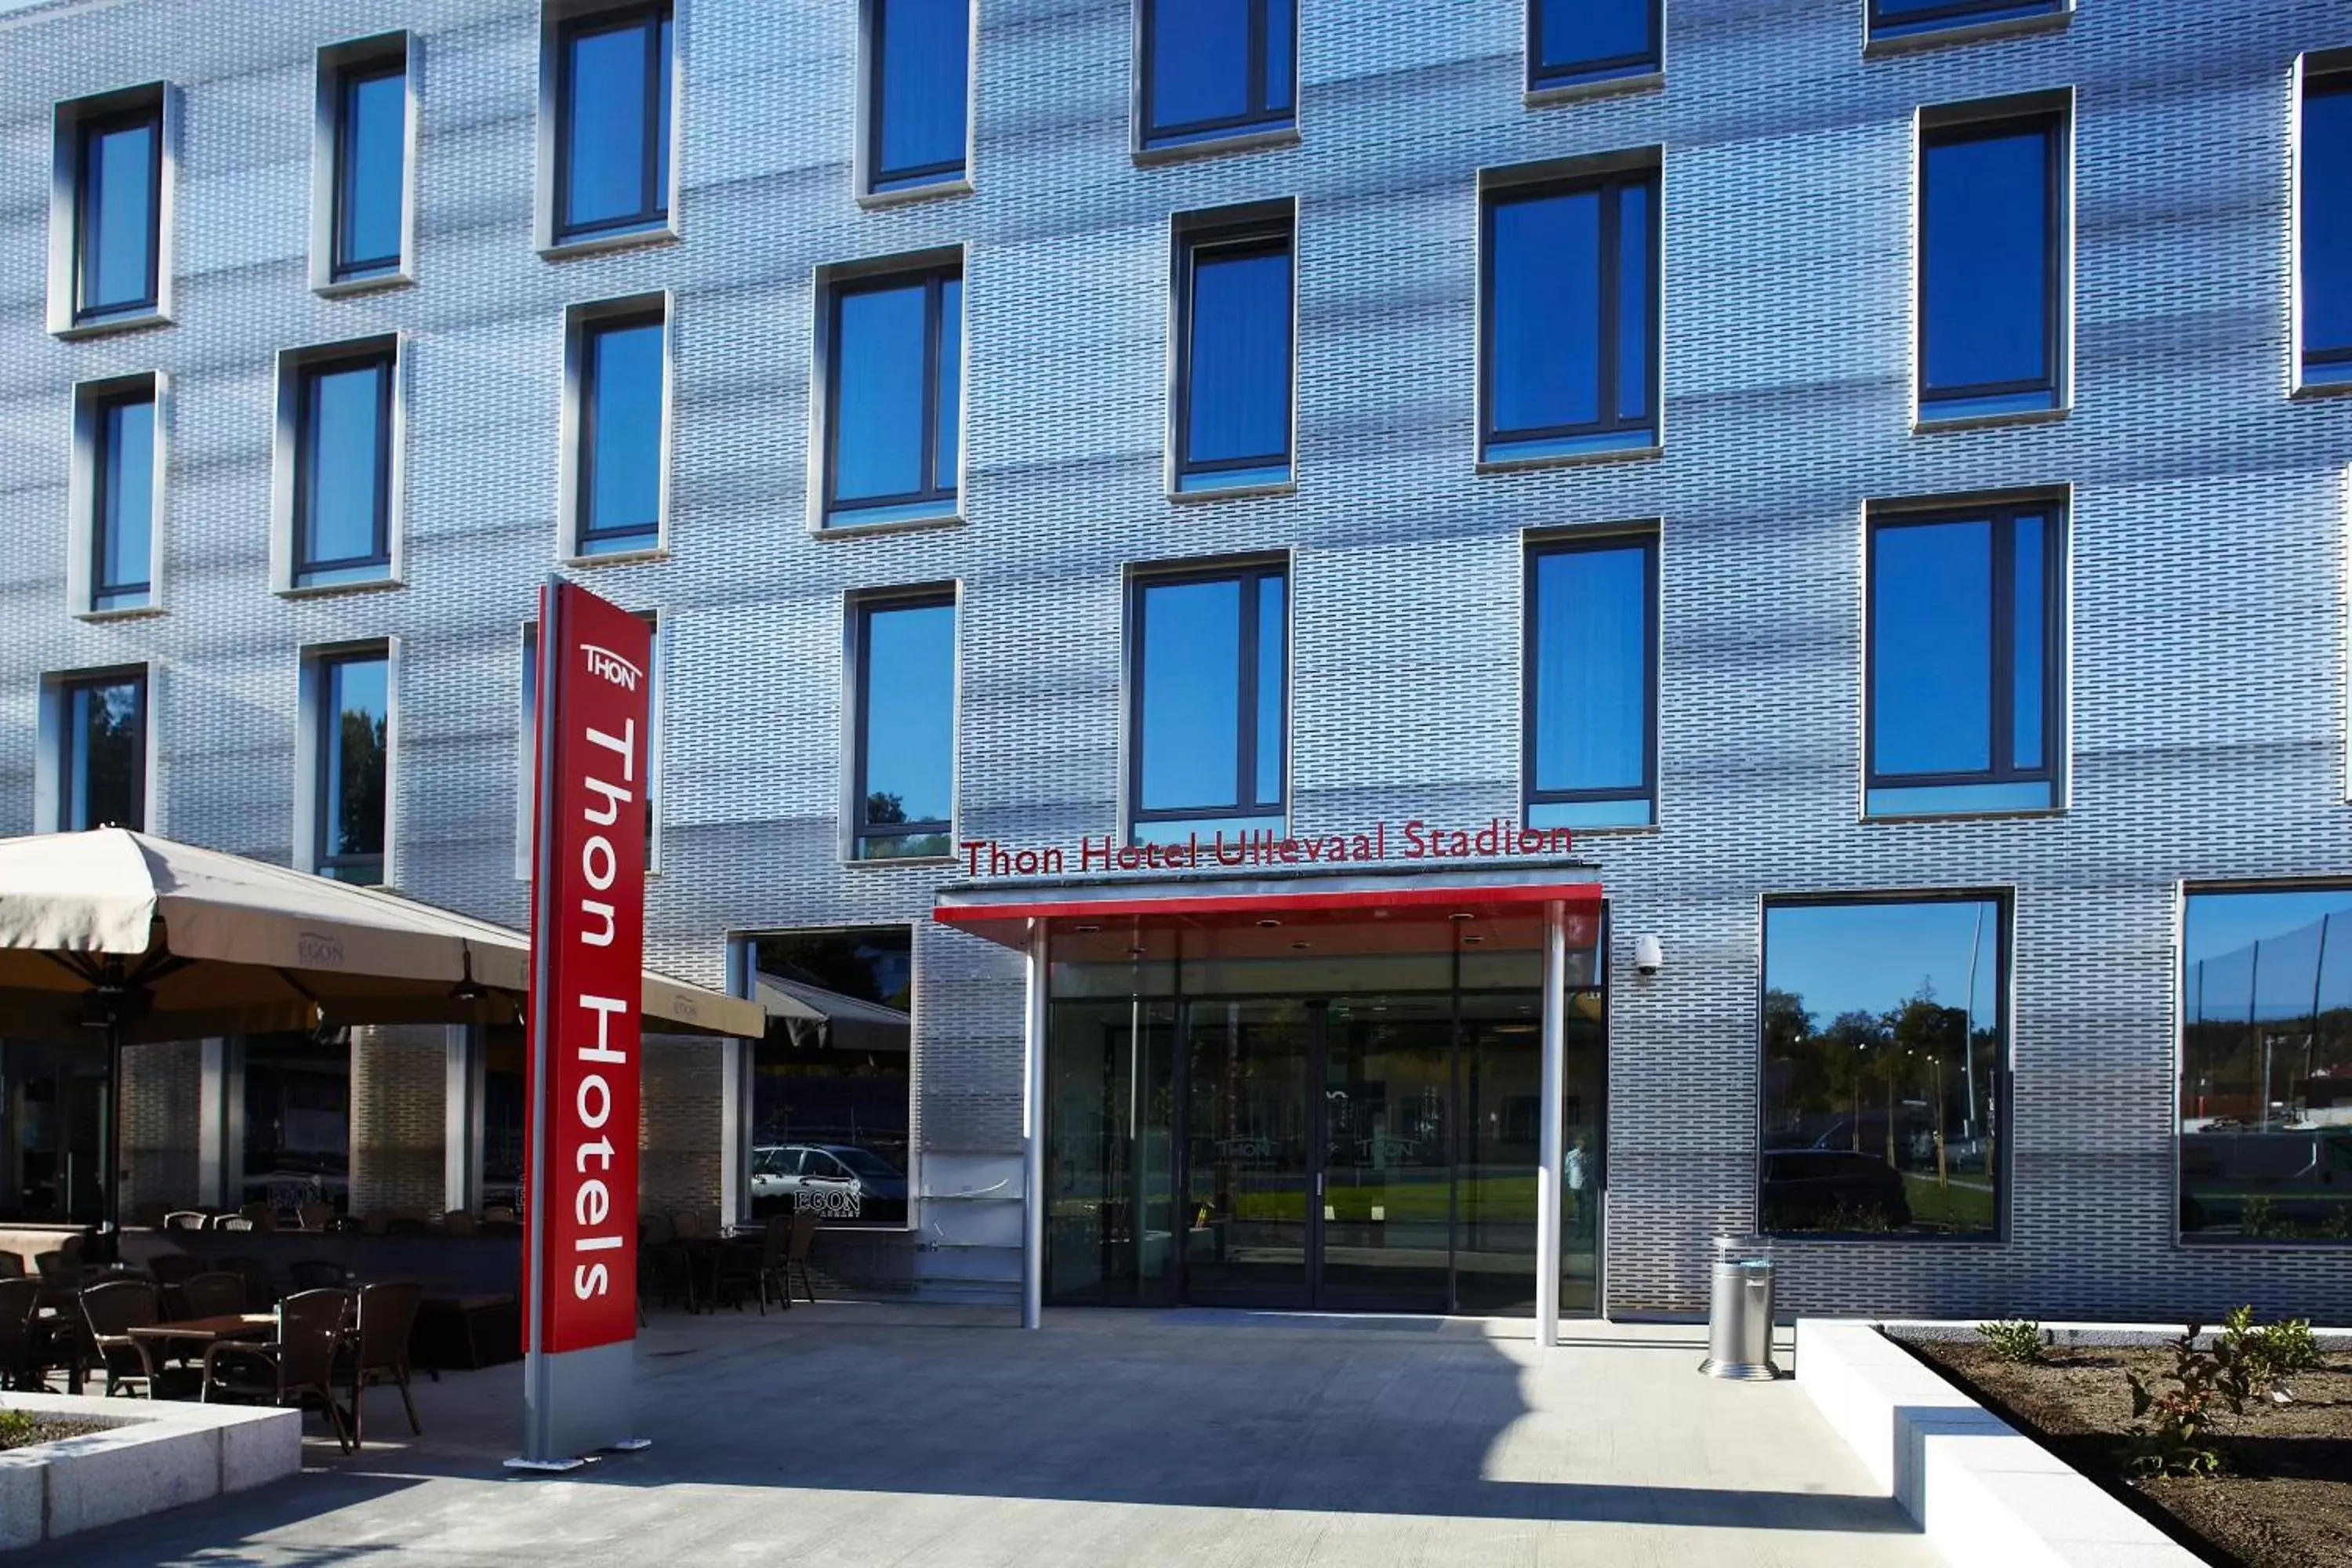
1482 168 1659 461
1920 111 2063 419
331 56 406 281
1761 894 2005 1239
1174 216 1293 492
1129 561 1287 844
293 350 394 587
314 650 388 885
2180 886 2352 1244
56 670 146 832
2302 68 2352 387
853 593 956 859
1525 534 1657 830
866 0 970 193
523 615 661 869
1140 0 1294 150
1870 0 2062 43
1529 0 1661 90
574 308 666 555
1867 501 2060 816
240 1031 351 1221
555 3 673 242
746 928 914 1229
73 101 162 323
824 264 961 527
91 387 156 612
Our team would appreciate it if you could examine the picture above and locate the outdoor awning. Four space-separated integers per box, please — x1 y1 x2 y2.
933 862 1605 954
753 974 912 1052
0 828 762 1040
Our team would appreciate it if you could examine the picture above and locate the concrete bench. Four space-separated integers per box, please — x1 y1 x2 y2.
1795 1319 2198 1568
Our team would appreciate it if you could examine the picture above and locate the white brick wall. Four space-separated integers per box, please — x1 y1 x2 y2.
2 0 2349 1318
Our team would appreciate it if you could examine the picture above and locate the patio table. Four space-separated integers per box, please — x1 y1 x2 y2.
127 1312 278 1352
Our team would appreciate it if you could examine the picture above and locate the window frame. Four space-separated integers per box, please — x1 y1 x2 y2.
71 101 163 325
55 668 148 833
1755 887 2013 1244
291 350 397 587
329 55 407 283
1917 108 2066 419
2299 62 2352 389
862 0 971 195
311 647 391 886
850 588 959 860
1522 531 1660 828
89 386 157 612
1527 0 1662 92
1863 499 2063 810
552 1 675 245
1137 0 1297 151
1172 216 1297 493
1479 165 1662 462
1867 0 2064 44
820 261 963 527
1125 557 1290 834
571 303 670 558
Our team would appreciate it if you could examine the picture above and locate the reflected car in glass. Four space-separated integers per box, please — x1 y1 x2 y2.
750 1143 909 1210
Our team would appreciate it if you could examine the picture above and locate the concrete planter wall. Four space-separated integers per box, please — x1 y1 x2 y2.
0 1392 300 1551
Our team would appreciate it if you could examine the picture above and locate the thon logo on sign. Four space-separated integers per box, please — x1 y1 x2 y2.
514 579 652 1468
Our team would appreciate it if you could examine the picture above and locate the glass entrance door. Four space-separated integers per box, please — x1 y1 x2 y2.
1182 997 1315 1305
1319 996 1453 1311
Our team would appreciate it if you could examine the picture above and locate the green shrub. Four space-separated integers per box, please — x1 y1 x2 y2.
0 1410 34 1449
2123 1324 2231 1479
1976 1319 2047 1364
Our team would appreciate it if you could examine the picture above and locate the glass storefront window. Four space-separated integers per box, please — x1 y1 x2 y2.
2180 886 2352 1243
746 928 913 1228
241 1031 351 1218
0 1040 106 1222
1760 895 2005 1238
484 1026 526 1212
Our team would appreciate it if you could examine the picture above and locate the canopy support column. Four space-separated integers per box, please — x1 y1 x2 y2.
1537 902 1567 1356
1022 919 1047 1330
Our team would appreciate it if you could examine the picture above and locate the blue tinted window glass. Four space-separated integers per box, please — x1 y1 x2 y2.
875 0 968 183
863 601 956 827
1922 125 2053 395
1140 579 1242 812
1491 189 1601 435
2303 85 2352 358
1536 0 1655 75
1616 182 1652 422
65 678 142 832
1875 0 2054 24
835 282 930 503
1152 0 1250 132
1254 575 1285 806
337 67 405 274
585 319 663 542
1265 0 1294 112
936 278 962 490
1874 520 1993 775
322 655 388 875
561 10 668 235
96 395 154 604
1187 243 1291 470
2012 514 2045 771
300 361 388 572
82 114 158 314
1532 544 1650 795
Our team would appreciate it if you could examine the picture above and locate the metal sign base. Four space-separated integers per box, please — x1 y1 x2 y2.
517 1340 637 1467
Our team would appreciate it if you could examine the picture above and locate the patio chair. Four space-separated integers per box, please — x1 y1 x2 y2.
783 1213 819 1305
347 1282 424 1447
710 1217 791 1316
216 1255 274 1311
442 1210 477 1236
637 1213 691 1312
201 1288 354 1454
163 1210 211 1231
0 1253 20 1279
79 1279 163 1397
150 1252 203 1290
237 1202 278 1233
297 1202 332 1232
179 1271 248 1320
216 1214 255 1232
0 1277 42 1391
289 1259 350 1292
482 1203 517 1224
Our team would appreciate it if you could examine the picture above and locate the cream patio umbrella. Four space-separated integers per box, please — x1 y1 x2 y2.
0 827 760 1240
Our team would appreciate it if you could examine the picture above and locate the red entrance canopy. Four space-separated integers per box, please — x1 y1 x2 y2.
933 866 1605 954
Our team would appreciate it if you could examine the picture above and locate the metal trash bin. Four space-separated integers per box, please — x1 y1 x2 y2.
1697 1235 1778 1380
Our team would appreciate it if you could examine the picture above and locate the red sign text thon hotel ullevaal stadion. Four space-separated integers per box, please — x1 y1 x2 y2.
524 583 651 1357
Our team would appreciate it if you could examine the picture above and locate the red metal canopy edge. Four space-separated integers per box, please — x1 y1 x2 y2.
933 875 1605 949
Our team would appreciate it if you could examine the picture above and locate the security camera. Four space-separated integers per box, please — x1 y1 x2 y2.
1632 935 1664 976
